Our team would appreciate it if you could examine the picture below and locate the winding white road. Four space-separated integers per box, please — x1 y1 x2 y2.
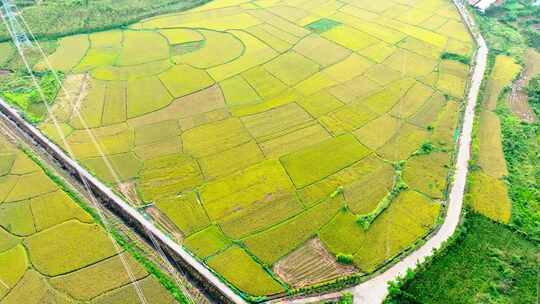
0 1 487 304
285 1 489 303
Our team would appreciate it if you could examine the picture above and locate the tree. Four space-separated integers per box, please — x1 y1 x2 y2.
527 74 540 104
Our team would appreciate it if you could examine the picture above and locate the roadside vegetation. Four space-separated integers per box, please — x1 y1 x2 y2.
386 212 539 304
497 76 540 240
385 1 540 303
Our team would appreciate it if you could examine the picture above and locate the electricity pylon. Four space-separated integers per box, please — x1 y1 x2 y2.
0 0 32 49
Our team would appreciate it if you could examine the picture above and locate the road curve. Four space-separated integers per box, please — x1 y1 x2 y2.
285 2 489 304
0 1 486 303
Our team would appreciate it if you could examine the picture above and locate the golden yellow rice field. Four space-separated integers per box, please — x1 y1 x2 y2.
0 136 175 303
31 0 474 298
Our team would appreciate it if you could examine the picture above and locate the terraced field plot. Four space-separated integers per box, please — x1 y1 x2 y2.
0 135 176 303
468 55 519 224
35 0 474 299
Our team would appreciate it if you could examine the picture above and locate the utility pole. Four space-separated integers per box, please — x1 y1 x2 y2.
0 0 32 49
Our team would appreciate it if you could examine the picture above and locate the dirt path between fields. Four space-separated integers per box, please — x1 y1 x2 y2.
508 49 539 123
280 2 489 303
508 76 536 123
508 77 535 123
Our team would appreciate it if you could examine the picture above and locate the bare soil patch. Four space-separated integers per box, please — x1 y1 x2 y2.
117 181 142 205
508 77 536 122
273 238 357 288
145 205 184 243
48 73 90 123
507 49 539 123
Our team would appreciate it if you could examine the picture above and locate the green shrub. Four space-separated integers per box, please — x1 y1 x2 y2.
414 141 436 156
441 52 470 65
525 27 540 50
356 163 408 230
336 253 353 265
386 213 539 303
0 71 63 123
527 74 540 104
338 292 353 304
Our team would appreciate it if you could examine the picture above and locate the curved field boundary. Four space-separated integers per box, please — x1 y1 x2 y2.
0 97 247 304
0 2 487 303
280 1 489 303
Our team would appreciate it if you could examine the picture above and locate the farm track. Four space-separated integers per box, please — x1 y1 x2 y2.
280 1 489 303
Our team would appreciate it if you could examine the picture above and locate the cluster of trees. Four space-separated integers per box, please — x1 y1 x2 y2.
527 74 540 105
485 0 540 52
0 0 210 41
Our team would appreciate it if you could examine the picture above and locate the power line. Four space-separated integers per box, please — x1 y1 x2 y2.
0 277 9 289
8 3 195 302
0 0 31 49
0 6 149 304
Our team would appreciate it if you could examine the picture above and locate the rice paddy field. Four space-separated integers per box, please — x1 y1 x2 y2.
386 3 540 303
472 0 540 242
0 135 176 303
21 0 475 299
468 55 520 224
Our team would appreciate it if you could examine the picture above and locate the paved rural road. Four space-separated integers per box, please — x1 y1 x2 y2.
0 2 486 304
285 2 489 304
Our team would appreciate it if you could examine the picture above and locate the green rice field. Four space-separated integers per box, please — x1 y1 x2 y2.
0 135 176 303
16 0 476 299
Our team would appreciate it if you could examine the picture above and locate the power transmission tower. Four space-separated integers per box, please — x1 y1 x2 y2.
0 0 32 49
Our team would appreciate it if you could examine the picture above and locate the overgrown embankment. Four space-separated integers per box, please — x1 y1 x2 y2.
0 0 211 42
